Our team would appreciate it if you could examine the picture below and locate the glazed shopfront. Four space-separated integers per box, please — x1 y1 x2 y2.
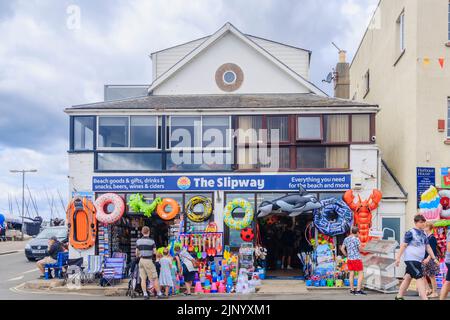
91 173 352 255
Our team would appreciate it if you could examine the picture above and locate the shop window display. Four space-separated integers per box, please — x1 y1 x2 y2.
184 193 214 233
225 193 255 249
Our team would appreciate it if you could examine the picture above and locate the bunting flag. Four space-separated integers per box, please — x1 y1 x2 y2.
419 57 446 68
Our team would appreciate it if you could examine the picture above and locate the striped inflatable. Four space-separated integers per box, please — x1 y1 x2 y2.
313 198 353 237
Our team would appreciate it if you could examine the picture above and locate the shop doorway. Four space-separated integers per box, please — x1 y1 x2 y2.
258 214 313 279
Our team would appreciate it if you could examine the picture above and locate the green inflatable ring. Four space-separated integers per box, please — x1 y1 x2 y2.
224 198 254 230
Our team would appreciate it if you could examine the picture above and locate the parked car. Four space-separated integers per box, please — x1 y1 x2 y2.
24 226 67 261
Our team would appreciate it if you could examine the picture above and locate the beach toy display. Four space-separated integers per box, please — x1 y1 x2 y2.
67 197 97 250
256 186 322 218
240 227 254 242
419 186 442 220
127 193 162 217
94 193 125 224
186 196 213 222
439 189 450 219
156 198 180 220
313 198 353 237
224 198 254 230
343 189 382 245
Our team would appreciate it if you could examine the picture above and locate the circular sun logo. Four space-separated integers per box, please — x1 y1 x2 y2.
177 176 191 190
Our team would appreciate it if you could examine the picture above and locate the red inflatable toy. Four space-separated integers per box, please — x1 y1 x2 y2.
240 228 254 242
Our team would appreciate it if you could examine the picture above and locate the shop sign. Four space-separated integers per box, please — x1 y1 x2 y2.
417 167 435 207
71 191 94 201
92 174 351 192
441 167 450 189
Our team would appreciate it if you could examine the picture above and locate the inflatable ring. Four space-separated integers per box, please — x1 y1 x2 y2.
224 198 254 230
313 198 353 237
94 193 125 225
439 190 450 219
186 196 213 222
67 197 97 250
157 198 180 220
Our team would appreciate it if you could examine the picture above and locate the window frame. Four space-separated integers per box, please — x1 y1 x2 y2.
70 115 96 152
350 114 374 144
167 115 232 151
96 115 160 151
363 70 370 98
296 115 324 141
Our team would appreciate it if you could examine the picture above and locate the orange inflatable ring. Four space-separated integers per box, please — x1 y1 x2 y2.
94 193 125 225
67 197 97 250
157 198 179 220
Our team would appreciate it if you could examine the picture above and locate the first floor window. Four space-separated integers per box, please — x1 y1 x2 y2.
296 146 349 169
73 116 95 150
237 115 264 144
351 114 371 142
324 115 349 143
98 116 129 148
130 116 159 148
297 116 322 140
96 152 162 171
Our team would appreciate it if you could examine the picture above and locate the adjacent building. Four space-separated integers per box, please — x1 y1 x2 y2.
350 0 450 229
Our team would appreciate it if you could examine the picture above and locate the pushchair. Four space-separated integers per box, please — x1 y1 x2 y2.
126 258 156 298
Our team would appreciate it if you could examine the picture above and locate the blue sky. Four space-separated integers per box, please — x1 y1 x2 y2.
0 0 378 220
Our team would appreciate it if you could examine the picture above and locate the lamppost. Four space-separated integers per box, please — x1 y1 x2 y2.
10 169 37 240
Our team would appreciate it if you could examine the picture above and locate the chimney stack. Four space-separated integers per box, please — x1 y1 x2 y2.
334 50 350 99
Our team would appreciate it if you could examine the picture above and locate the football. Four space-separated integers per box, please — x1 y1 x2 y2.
240 228 254 242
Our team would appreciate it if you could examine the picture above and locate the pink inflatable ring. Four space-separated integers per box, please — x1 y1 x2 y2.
94 193 125 224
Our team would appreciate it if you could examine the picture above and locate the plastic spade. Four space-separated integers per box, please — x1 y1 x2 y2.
202 235 207 259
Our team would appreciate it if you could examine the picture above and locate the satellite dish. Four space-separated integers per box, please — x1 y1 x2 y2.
322 72 334 83
326 72 333 83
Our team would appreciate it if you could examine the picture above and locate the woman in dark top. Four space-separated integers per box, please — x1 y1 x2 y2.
423 222 440 298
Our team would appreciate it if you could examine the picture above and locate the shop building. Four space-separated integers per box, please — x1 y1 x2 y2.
350 0 450 229
65 23 386 269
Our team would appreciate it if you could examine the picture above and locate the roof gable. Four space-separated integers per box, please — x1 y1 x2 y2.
149 23 326 96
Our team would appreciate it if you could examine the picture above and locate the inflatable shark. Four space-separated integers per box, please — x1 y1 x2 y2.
257 187 322 218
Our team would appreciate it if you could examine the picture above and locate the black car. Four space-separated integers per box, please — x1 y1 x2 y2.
24 226 67 261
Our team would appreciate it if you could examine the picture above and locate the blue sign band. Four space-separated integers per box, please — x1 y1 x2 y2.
92 174 351 192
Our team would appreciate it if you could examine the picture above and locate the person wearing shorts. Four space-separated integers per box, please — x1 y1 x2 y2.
341 226 365 295
395 214 439 300
440 229 450 300
136 226 162 299
36 236 63 278
281 225 295 270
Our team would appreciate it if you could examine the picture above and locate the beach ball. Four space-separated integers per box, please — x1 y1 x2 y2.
240 228 254 242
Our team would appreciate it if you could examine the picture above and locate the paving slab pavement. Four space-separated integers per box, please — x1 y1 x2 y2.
0 240 27 255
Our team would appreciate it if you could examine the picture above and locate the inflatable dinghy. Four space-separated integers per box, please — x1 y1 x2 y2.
67 197 97 250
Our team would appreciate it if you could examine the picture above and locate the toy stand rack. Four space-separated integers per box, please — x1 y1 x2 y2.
239 243 255 272
362 239 399 293
179 232 224 256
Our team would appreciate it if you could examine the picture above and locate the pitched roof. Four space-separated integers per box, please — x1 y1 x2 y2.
66 93 378 111
148 22 326 96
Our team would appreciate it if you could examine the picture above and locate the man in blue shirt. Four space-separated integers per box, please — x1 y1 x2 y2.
395 214 439 300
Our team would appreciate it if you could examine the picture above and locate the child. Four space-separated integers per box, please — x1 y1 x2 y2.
422 221 440 298
439 228 450 300
158 248 174 297
341 226 365 295
395 214 440 300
